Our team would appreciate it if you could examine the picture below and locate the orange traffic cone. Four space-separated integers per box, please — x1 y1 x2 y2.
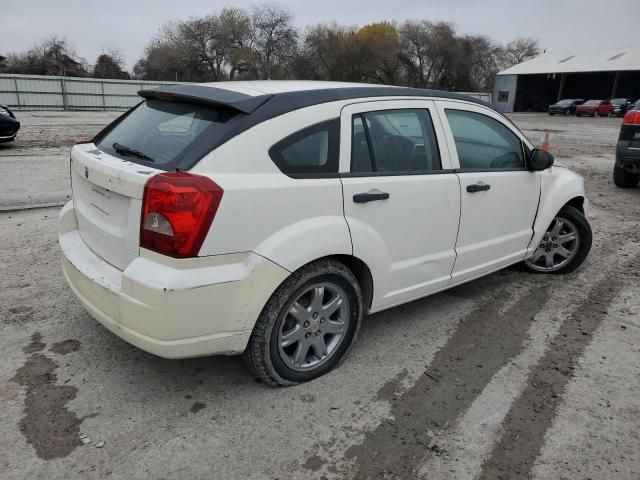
541 130 550 152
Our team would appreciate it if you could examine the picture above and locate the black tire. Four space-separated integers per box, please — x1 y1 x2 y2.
243 259 363 386
522 205 592 274
613 163 640 188
564 109 570 116
549 112 555 116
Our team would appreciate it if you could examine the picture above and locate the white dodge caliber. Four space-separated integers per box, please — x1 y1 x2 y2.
59 81 592 386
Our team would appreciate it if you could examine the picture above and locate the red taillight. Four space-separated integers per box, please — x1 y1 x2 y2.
140 172 223 258
623 110 640 125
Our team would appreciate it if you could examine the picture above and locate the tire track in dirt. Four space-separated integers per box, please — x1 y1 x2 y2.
477 257 637 480
341 286 550 479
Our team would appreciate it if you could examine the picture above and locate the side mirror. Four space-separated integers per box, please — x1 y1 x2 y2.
528 148 554 171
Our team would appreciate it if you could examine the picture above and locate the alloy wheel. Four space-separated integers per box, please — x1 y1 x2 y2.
525 217 581 272
277 283 350 371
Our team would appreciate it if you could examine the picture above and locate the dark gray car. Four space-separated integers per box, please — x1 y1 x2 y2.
548 99 584 116
0 104 20 143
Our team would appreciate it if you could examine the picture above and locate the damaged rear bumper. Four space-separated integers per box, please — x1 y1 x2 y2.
58 201 289 359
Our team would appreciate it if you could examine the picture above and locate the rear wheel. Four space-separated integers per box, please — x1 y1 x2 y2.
243 259 363 386
613 163 640 188
523 205 591 274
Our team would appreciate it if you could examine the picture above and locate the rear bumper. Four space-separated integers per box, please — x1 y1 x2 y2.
0 119 20 142
616 143 640 174
0 132 17 142
59 201 289 358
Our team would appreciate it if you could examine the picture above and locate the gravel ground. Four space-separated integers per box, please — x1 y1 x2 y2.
0 111 639 480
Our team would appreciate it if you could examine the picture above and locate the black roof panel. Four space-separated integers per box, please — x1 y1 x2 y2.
131 83 493 171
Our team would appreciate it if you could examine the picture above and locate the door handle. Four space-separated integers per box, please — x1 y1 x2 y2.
353 190 390 203
466 182 491 193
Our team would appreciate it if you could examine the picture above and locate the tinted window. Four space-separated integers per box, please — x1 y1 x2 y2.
96 99 235 167
445 109 524 169
351 109 441 173
269 119 339 176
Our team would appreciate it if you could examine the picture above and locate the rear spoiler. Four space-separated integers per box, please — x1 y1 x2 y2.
138 84 273 114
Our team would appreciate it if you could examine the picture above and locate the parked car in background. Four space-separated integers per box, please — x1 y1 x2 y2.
59 81 592 385
575 100 613 117
0 104 20 143
611 98 633 117
614 108 640 187
548 99 584 116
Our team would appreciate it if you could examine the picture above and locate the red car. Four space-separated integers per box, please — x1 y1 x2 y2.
575 100 613 117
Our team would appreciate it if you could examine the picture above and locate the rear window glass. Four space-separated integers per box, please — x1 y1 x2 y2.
96 100 235 167
268 119 340 177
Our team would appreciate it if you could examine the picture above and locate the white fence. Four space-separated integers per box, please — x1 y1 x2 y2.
0 73 492 111
0 74 181 111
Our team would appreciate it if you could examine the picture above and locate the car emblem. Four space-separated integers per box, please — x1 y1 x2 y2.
84 166 89 179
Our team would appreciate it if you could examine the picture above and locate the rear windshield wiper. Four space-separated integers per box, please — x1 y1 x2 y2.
112 142 155 163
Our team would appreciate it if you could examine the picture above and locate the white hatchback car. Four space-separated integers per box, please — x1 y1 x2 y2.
59 81 592 386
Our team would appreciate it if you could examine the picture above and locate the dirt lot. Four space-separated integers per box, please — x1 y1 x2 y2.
1 111 639 480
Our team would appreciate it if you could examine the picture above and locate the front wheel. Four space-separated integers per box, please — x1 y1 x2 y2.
613 163 640 188
244 259 363 386
564 109 570 116
523 205 592 274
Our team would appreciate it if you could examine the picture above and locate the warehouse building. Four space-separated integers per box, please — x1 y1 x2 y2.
493 47 640 113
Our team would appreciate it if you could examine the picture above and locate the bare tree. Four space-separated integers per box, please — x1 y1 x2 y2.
93 48 129 79
499 37 540 69
398 21 459 88
178 16 228 81
250 4 297 79
218 8 256 80
4 35 87 76
461 35 501 91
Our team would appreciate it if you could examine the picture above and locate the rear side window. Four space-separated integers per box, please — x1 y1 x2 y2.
351 109 442 174
96 99 235 168
269 119 339 177
445 109 524 170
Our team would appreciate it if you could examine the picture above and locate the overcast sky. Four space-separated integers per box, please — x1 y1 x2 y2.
3 0 637 70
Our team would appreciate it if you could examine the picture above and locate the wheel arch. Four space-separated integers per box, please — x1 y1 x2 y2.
327 254 374 312
530 169 587 254
270 253 375 313
564 195 585 215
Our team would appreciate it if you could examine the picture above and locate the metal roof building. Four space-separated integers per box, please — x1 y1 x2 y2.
493 47 640 113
